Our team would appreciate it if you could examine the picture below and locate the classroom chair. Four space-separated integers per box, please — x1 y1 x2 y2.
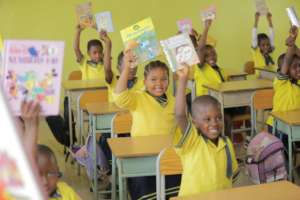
250 89 274 137
244 61 255 75
156 147 182 200
68 70 82 80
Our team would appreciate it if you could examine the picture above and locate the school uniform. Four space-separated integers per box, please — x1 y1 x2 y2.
78 55 105 80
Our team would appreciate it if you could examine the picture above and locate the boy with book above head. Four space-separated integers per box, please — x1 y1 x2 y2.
175 64 239 196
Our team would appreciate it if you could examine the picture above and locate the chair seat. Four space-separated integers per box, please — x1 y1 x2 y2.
232 114 251 122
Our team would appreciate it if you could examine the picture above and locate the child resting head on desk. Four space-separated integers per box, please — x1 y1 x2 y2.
175 64 239 197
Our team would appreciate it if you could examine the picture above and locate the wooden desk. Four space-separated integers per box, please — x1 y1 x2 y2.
255 67 276 80
271 110 300 180
62 80 106 148
170 181 300 200
108 135 173 200
86 102 125 200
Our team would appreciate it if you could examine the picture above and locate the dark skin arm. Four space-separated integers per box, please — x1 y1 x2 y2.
99 30 113 84
197 19 212 66
74 24 84 63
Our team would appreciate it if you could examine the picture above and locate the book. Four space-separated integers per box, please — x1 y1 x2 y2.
0 35 3 80
76 2 95 28
255 0 269 16
0 88 44 199
177 19 192 34
95 11 114 32
287 6 300 28
201 5 216 21
120 17 160 65
2 40 65 116
160 33 199 72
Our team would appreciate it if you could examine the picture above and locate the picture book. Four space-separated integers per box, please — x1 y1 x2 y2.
0 34 3 80
2 40 65 116
160 33 199 72
287 6 300 28
120 17 160 65
0 88 44 199
255 0 269 16
95 11 114 32
76 2 95 28
201 5 216 21
177 19 192 34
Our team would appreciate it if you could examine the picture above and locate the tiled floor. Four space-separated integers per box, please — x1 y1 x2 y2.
38 118 300 200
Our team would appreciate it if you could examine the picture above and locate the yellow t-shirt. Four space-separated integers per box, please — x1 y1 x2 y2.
107 75 144 102
112 90 176 137
49 182 81 200
194 64 226 97
266 74 300 126
251 48 276 77
176 121 238 197
78 55 105 81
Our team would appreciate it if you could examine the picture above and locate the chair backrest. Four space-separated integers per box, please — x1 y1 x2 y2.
156 147 182 200
244 61 255 75
68 70 82 80
79 89 108 110
111 111 132 137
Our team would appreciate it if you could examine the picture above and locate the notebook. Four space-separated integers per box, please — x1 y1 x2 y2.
177 19 192 34
255 0 269 16
201 5 216 21
95 11 114 32
76 2 95 28
287 6 300 28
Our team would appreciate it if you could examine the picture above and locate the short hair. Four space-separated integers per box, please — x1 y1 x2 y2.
144 60 169 78
37 144 57 165
87 39 103 52
191 95 221 117
257 33 270 46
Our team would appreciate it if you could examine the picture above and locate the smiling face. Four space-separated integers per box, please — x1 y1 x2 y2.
258 38 271 55
144 67 169 97
204 45 217 66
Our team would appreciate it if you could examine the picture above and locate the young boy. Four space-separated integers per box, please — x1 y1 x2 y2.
175 64 239 196
37 144 81 200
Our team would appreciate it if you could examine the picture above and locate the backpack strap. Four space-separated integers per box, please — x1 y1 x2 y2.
222 136 233 179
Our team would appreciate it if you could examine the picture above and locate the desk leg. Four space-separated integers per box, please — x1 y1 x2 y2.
67 90 73 148
118 159 125 200
91 115 98 200
112 154 116 200
288 126 293 181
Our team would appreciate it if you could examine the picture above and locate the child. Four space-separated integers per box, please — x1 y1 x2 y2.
175 64 239 196
252 12 276 76
37 144 81 200
74 25 113 82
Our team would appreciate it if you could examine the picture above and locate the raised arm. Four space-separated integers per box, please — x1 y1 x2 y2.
267 12 275 48
198 19 212 66
175 64 190 133
252 12 260 48
74 24 84 63
99 30 113 84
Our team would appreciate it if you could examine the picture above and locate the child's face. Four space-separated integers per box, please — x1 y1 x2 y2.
192 104 223 142
88 45 103 63
37 154 60 197
118 59 137 80
259 38 271 55
289 57 300 80
144 68 169 97
204 47 217 66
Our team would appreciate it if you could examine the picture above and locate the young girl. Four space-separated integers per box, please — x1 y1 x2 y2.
252 12 276 76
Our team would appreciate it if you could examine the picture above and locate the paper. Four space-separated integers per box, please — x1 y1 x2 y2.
0 34 3 80
287 6 300 28
76 2 95 28
201 5 216 21
177 19 192 34
95 11 114 32
2 40 64 116
160 33 199 72
120 17 160 65
255 0 269 16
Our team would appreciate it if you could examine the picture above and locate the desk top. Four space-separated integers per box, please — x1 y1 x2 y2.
86 102 126 115
225 68 248 78
271 109 300 125
170 181 300 200
108 135 173 158
203 79 272 92
254 67 277 73
63 80 106 90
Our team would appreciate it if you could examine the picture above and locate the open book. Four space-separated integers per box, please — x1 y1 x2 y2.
177 19 192 34
287 6 300 28
120 17 160 65
76 2 95 28
2 40 64 116
160 33 199 72
255 0 269 16
95 11 114 32
0 88 44 199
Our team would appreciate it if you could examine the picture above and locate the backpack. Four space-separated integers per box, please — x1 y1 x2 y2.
245 131 287 184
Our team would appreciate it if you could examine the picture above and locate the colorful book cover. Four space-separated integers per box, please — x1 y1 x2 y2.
0 34 3 80
177 19 192 34
120 17 160 65
160 33 199 72
76 2 95 28
0 88 44 199
201 5 216 21
287 6 300 28
95 11 114 33
255 0 269 16
2 40 65 116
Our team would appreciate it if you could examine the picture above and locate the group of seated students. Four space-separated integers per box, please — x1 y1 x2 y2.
18 11 300 200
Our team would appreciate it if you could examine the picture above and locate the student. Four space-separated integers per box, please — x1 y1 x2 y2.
175 64 239 196
37 144 81 200
74 25 113 82
252 12 276 76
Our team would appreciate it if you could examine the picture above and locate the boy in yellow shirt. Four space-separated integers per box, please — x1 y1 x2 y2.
175 64 239 196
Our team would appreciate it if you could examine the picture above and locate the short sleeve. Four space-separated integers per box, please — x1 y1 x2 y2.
112 89 138 110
